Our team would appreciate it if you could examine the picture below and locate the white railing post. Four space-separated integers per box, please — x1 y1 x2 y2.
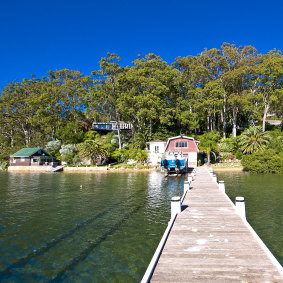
171 196 181 220
184 181 190 193
218 180 225 193
187 176 193 183
235 196 246 220
212 174 217 182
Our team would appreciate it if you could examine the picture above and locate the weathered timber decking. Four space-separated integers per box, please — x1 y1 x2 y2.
151 166 283 282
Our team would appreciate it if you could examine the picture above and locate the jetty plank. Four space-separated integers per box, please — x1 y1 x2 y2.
151 167 283 282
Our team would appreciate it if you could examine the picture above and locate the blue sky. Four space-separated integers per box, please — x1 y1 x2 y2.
1 0 282 90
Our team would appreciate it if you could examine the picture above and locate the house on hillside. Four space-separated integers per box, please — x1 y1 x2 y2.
147 140 167 165
10 148 54 166
163 135 199 167
92 121 133 131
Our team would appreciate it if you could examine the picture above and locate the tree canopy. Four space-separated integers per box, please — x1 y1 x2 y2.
0 43 282 164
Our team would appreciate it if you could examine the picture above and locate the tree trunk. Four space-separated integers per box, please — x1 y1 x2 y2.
10 135 14 147
23 129 30 145
222 95 227 139
117 126 122 149
232 107 238 138
207 150 211 164
262 103 269 132
213 110 216 130
207 115 210 131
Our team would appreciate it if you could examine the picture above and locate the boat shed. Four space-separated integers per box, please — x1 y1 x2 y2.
147 140 167 165
10 148 54 166
165 135 199 167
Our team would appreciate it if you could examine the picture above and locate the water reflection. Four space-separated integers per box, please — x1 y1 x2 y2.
0 171 184 282
216 171 283 265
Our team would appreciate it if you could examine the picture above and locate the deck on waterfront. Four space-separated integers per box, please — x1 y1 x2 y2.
151 167 283 282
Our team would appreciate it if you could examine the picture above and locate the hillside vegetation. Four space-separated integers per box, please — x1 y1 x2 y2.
0 43 282 172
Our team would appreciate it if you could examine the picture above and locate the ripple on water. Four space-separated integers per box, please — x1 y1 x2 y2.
0 171 184 282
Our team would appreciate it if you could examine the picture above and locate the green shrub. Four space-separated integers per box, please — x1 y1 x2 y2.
0 161 8 170
235 151 243 160
218 138 236 152
241 149 283 173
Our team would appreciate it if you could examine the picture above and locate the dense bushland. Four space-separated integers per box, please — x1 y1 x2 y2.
0 43 282 170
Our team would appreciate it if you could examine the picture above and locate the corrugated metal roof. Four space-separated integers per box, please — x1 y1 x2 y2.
11 148 45 157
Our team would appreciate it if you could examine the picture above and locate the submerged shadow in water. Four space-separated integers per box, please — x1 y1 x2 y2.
50 202 145 282
0 189 142 280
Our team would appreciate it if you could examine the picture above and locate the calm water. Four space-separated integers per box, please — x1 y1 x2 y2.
0 171 282 282
217 172 283 266
0 171 183 282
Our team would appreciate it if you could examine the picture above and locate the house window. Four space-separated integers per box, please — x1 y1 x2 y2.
20 157 25 162
154 146 159 153
175 141 188 148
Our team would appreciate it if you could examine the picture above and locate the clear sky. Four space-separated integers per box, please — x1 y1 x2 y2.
1 0 283 90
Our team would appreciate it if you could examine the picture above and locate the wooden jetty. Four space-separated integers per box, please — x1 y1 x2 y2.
50 165 64 172
145 166 283 282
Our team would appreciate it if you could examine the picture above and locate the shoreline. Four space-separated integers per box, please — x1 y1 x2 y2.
5 165 244 173
211 167 244 172
6 165 159 173
64 167 158 173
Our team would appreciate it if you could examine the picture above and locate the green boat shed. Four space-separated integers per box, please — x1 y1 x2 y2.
10 148 54 166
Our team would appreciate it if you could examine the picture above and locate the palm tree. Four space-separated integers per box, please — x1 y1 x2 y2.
238 126 270 154
199 131 220 164
78 140 108 165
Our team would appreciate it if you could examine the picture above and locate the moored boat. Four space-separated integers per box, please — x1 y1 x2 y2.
160 135 199 174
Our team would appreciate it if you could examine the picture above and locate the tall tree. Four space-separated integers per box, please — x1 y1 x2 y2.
117 53 180 147
252 51 283 131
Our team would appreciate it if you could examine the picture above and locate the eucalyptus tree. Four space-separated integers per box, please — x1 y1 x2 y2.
0 105 18 147
198 48 229 136
117 53 180 147
47 69 92 141
251 51 283 131
47 69 91 112
0 69 91 147
0 79 41 146
174 48 228 134
88 53 124 121
201 79 225 132
221 67 250 137
88 53 125 148
220 43 258 137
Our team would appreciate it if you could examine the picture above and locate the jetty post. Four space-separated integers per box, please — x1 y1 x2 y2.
218 180 225 193
235 196 246 219
148 166 283 282
184 180 190 193
212 174 217 182
171 196 181 220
